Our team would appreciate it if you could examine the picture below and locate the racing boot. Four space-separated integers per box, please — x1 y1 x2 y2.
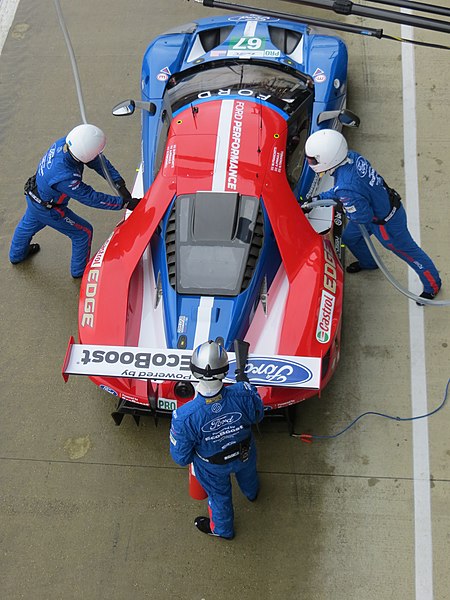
416 286 441 307
248 485 260 502
346 261 379 274
194 516 234 540
10 243 40 264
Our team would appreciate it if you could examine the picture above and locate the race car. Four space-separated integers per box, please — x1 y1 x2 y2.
63 13 359 423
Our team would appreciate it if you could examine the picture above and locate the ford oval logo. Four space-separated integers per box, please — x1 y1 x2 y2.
228 357 313 386
100 385 118 396
201 412 242 433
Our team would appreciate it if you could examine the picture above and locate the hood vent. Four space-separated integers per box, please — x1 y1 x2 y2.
268 26 302 56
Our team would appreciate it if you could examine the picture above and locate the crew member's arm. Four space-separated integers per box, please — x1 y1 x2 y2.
336 188 374 224
235 381 264 425
86 155 132 200
318 184 373 223
86 154 121 182
249 385 264 424
315 187 336 201
169 412 196 467
53 177 124 210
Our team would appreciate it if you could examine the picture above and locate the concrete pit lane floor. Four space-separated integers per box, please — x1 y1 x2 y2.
0 1 449 599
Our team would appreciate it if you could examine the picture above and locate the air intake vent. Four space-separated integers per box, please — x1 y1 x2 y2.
166 208 177 288
198 26 233 53
268 26 302 55
241 206 264 291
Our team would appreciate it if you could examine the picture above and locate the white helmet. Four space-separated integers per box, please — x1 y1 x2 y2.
66 124 106 163
190 341 229 398
305 129 348 174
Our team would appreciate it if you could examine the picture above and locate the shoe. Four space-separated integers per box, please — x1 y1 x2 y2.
416 288 440 307
27 243 40 257
72 274 83 279
194 516 234 540
346 261 378 274
10 243 40 264
248 488 259 502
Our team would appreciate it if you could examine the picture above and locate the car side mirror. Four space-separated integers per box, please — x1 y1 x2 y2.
317 109 360 127
112 100 157 116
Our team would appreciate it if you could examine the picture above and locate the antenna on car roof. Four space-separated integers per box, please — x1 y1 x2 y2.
193 0 450 49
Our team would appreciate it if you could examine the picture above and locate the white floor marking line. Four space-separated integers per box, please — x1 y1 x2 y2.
0 0 20 55
401 14 434 600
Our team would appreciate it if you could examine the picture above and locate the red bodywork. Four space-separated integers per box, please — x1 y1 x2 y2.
77 99 343 411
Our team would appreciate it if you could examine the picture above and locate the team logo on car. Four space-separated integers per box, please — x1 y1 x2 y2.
228 15 279 22
316 290 335 343
228 358 313 385
100 385 118 396
313 68 327 83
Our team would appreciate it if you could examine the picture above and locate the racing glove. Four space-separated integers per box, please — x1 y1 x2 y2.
235 369 249 383
114 178 132 201
301 195 319 214
123 197 142 211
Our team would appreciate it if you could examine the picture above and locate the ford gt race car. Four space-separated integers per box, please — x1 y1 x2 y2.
63 13 360 423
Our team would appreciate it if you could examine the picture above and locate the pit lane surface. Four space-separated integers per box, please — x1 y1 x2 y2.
0 1 449 599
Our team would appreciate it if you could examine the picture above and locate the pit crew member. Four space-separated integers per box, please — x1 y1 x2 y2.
305 129 441 303
9 124 141 278
169 340 264 540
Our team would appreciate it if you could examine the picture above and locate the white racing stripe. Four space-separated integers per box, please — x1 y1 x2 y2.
246 264 290 354
401 15 433 600
211 99 234 191
243 20 257 37
138 247 166 348
0 0 20 55
193 296 214 348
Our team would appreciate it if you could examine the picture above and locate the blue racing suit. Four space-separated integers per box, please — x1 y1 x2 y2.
318 151 441 295
170 382 264 538
9 137 125 277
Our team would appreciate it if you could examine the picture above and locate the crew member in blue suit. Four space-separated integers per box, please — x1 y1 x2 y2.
170 340 264 540
304 129 441 304
9 124 141 278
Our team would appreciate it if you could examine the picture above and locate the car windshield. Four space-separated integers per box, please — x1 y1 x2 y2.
166 60 312 115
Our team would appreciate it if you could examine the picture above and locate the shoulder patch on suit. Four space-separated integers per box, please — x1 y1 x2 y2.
356 156 368 178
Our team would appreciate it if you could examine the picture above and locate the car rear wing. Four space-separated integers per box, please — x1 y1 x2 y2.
62 338 322 389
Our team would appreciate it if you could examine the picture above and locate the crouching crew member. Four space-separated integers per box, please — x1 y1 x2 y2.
9 124 141 278
170 340 264 540
304 129 441 304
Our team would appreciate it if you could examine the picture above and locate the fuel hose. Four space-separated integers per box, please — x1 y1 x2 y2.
303 199 449 306
53 0 121 197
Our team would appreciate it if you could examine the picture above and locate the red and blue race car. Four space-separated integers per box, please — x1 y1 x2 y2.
63 14 359 422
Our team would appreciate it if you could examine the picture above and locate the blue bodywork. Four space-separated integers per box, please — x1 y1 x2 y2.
131 15 349 352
